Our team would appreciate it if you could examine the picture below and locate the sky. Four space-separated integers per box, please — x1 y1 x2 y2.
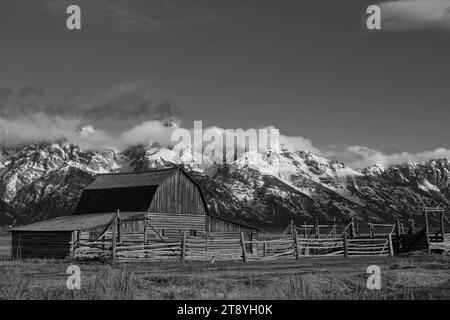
0 0 449 168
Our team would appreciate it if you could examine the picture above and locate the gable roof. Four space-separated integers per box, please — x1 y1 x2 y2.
85 168 177 190
11 212 144 232
74 167 210 215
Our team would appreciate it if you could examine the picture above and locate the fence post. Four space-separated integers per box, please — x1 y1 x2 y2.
111 222 117 264
409 219 415 234
388 233 394 256
240 232 247 263
71 231 76 261
343 233 348 258
181 231 187 262
315 220 320 239
369 224 374 239
441 212 445 242
290 220 295 240
395 219 401 253
303 221 307 238
263 241 267 257
143 223 147 245
294 230 300 259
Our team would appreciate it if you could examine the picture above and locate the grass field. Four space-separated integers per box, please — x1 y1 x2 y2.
1 230 449 300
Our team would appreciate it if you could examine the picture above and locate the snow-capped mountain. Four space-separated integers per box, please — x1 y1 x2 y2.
0 140 448 229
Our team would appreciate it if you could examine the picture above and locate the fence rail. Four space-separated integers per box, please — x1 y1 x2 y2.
72 230 394 263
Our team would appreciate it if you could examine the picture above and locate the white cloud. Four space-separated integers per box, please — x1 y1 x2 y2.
380 0 450 31
1 113 449 168
323 145 450 169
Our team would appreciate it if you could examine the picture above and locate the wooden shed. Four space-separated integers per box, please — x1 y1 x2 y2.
10 212 143 259
11 167 259 259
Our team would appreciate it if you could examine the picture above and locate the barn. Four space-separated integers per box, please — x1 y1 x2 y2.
10 167 259 259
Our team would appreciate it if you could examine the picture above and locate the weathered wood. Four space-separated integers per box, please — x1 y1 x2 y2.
117 210 122 244
388 233 394 256
349 217 355 239
148 169 207 215
303 221 307 238
395 219 401 253
290 220 295 240
11 231 72 259
294 230 300 259
343 233 348 257
409 219 415 234
111 221 117 264
315 220 320 239
181 231 187 261
240 232 247 263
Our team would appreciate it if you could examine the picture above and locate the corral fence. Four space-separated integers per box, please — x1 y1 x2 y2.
73 207 448 262
73 228 394 263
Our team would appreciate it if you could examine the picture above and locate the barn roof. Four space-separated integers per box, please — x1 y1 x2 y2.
85 168 177 190
10 212 145 232
74 167 209 215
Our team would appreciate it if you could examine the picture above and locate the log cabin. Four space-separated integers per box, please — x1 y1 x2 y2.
10 167 259 259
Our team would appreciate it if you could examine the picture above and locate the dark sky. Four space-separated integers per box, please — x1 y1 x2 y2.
0 0 449 157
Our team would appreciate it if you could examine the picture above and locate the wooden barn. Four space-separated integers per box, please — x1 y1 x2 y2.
10 167 259 259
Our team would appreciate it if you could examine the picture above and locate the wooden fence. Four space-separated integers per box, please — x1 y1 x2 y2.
72 230 394 263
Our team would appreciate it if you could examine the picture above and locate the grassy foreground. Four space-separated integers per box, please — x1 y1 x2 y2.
0 253 449 300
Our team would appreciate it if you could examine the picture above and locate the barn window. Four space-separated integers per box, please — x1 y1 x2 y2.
189 230 197 237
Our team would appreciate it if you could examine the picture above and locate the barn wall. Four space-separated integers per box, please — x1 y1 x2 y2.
146 213 206 240
148 170 207 215
82 218 146 241
206 216 255 233
11 231 72 259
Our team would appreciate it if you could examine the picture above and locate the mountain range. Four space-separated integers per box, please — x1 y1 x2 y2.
0 140 448 230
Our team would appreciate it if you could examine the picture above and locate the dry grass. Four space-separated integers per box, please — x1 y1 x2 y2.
0 254 449 300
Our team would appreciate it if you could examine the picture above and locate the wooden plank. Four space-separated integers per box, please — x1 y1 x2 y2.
294 230 300 260
343 233 348 258
181 231 187 261
111 220 117 264
240 232 247 263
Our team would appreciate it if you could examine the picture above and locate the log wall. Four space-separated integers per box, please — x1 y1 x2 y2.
11 231 73 259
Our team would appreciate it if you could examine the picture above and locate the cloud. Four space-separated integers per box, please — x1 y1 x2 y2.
279 135 321 154
0 86 61 118
0 82 182 122
81 82 182 120
0 111 448 168
0 83 448 168
0 88 13 101
118 120 177 148
20 0 221 32
379 0 450 31
323 145 450 169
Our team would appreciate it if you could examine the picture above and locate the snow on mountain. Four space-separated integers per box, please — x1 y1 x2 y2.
0 140 448 228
